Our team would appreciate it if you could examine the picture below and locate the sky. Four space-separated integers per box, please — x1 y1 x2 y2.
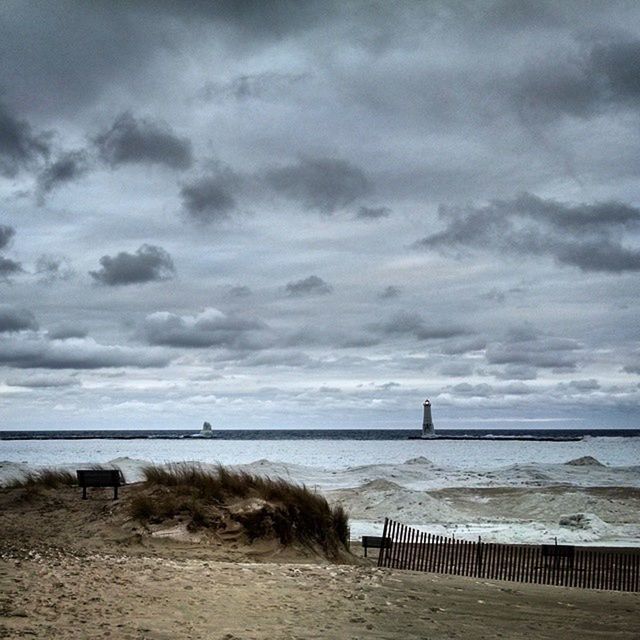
1 0 639 431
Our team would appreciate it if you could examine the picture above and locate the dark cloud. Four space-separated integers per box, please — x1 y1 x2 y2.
493 364 538 381
143 308 268 349
514 39 640 120
0 335 170 369
35 254 75 283
5 374 80 388
356 205 391 220
36 150 89 200
181 172 237 223
95 112 193 169
0 307 38 333
372 311 467 341
198 72 308 102
47 325 88 340
439 362 473 377
558 379 600 393
439 337 487 355
266 157 370 213
90 244 175 286
378 285 401 300
241 350 314 368
0 256 22 279
285 275 333 297
486 327 581 371
449 382 493 398
416 193 640 272
483 0 563 29
0 101 49 176
149 0 336 38
591 41 640 105
0 225 15 250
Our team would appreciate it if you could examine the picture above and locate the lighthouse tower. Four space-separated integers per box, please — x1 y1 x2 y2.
422 399 435 438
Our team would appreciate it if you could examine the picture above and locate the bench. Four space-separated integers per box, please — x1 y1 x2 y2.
76 469 124 500
361 536 392 558
541 544 575 569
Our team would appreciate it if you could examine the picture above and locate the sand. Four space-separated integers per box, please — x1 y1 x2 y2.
1 483 639 639
2 548 638 639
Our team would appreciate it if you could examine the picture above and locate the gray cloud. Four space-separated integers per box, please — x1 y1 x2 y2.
439 337 487 355
486 327 581 371
35 254 75 283
417 193 640 272
198 71 309 102
0 256 22 279
285 275 333 297
515 39 640 121
36 150 89 200
356 205 391 220
0 225 15 250
0 335 170 369
0 307 38 333
95 112 192 169
266 157 370 213
439 362 474 377
47 325 88 340
494 364 538 381
0 101 49 176
378 285 401 300
5 373 80 388
181 172 237 223
90 244 175 286
226 285 252 298
143 308 268 349
372 311 467 341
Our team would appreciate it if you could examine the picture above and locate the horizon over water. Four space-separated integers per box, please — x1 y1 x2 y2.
1 428 639 440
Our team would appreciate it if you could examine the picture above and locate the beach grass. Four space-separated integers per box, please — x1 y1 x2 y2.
135 462 349 552
7 468 77 489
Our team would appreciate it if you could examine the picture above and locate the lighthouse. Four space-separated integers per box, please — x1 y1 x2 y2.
422 399 435 438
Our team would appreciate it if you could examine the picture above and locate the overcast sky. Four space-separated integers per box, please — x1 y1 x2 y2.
1 0 639 431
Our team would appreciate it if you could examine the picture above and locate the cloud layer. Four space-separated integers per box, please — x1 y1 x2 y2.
0 1 639 429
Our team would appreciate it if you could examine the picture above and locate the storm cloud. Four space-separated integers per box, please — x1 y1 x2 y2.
0 257 22 278
1 2 639 429
372 312 468 341
95 112 192 169
515 39 640 120
0 225 15 250
37 150 89 200
266 158 370 213
0 307 38 333
180 172 238 223
0 335 170 369
486 328 582 371
0 101 49 176
285 275 333 297
416 193 640 272
90 245 175 286
143 308 267 349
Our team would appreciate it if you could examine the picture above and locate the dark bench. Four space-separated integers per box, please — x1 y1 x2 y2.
541 544 575 569
361 536 392 558
76 469 124 500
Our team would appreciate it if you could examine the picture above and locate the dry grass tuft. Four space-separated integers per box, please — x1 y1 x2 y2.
136 463 349 552
7 468 77 489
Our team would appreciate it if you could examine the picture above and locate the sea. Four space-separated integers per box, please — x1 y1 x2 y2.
1 429 639 470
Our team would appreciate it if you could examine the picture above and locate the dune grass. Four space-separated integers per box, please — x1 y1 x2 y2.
6 468 77 489
134 462 349 552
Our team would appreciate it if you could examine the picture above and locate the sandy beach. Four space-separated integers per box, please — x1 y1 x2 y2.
1 480 639 639
2 545 638 639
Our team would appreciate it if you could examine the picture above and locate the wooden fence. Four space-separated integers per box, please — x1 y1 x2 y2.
377 518 640 592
